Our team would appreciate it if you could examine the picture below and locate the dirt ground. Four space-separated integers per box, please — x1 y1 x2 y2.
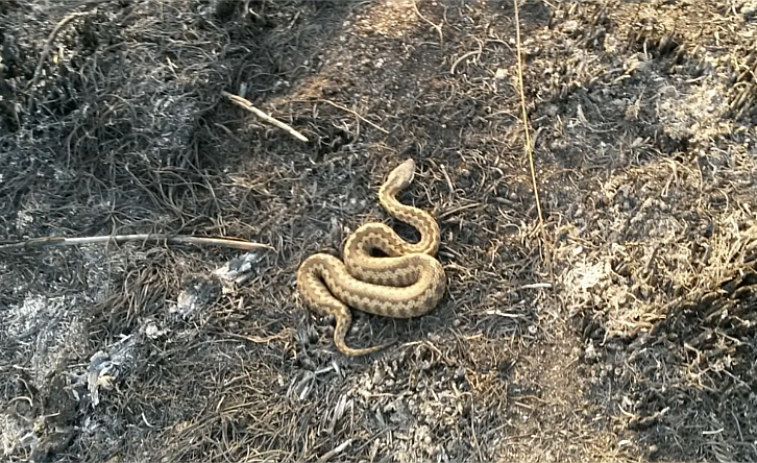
1 0 756 461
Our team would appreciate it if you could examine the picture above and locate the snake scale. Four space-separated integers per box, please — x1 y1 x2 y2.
297 159 446 356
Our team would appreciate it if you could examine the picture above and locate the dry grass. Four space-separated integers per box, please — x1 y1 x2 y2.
1 0 756 462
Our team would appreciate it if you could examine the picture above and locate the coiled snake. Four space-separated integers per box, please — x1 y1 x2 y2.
297 159 446 356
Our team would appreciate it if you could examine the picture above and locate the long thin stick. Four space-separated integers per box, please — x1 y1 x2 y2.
512 0 553 283
222 91 309 142
512 0 546 242
0 234 274 252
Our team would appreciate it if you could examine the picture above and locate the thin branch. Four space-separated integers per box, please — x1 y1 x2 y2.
222 329 293 345
0 234 275 252
513 0 551 276
512 1 546 240
222 91 309 142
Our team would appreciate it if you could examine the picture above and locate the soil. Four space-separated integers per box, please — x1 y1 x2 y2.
2 0 757 462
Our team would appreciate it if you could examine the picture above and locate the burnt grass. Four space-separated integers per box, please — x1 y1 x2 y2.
1 0 757 461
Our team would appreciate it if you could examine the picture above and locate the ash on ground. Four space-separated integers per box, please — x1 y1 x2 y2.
2 1 756 462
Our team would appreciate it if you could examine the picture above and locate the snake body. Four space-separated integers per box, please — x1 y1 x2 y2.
297 159 446 356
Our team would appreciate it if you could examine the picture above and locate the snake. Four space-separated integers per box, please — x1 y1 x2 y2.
296 158 446 356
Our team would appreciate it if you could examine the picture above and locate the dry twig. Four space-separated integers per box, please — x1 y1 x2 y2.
0 234 275 252
222 91 309 142
512 0 548 249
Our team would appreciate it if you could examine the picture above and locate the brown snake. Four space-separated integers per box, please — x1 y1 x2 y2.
296 159 446 356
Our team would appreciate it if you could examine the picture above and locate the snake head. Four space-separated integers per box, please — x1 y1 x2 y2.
385 158 416 190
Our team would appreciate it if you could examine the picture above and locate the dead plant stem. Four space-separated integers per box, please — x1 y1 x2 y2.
0 234 274 252
222 91 309 142
513 0 549 267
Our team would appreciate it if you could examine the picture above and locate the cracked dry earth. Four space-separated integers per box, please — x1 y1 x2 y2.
1 0 757 462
